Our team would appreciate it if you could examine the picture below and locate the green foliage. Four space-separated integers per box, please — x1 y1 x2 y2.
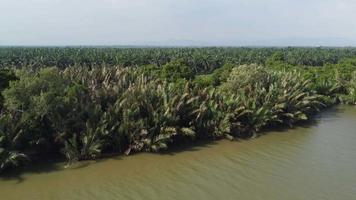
116 79 199 153
137 64 161 79
161 60 195 81
194 63 234 87
62 122 104 163
220 65 324 137
194 74 216 88
0 69 17 91
0 47 356 173
3 68 70 117
0 69 73 161
0 69 17 110
220 64 275 92
266 51 295 70
339 71 356 104
0 114 29 172
2 47 356 70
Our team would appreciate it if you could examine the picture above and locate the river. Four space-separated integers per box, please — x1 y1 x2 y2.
1 106 356 200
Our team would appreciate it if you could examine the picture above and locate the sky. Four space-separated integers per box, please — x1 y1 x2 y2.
1 0 356 46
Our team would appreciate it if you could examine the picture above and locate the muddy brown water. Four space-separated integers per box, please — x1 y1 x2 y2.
1 106 356 200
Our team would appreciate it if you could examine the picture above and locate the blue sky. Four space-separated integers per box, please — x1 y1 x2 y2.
1 0 356 46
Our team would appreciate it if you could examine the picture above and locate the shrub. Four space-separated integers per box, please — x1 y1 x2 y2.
0 69 17 110
0 114 29 172
161 60 195 81
219 65 324 137
0 61 353 173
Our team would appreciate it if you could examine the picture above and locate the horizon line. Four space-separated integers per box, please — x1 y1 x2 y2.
1 45 356 48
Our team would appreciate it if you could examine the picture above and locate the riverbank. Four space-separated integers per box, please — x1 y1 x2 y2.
1 62 355 173
1 105 355 200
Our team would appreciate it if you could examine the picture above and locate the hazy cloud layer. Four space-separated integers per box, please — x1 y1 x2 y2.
1 0 356 46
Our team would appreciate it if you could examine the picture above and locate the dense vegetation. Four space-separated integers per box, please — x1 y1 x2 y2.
1 47 355 173
2 47 356 72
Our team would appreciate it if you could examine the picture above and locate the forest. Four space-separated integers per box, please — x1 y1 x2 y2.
1 47 356 173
